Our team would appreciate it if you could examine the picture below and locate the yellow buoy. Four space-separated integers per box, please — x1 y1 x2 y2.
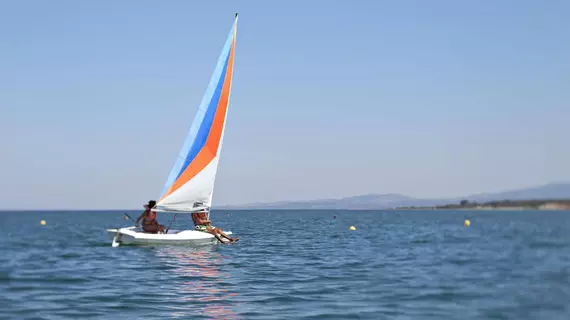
40 220 46 225
464 219 470 227
349 226 356 230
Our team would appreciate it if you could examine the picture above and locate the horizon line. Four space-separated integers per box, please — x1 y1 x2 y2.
2 181 568 211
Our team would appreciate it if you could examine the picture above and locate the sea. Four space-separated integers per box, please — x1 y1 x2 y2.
0 209 569 319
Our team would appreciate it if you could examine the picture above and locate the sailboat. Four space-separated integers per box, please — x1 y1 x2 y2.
107 13 239 247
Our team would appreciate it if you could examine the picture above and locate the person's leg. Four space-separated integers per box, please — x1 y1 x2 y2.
206 226 229 244
214 227 239 242
212 232 227 243
143 224 159 233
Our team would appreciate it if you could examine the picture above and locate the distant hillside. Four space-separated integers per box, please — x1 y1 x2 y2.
464 183 570 202
218 183 570 210
222 194 444 210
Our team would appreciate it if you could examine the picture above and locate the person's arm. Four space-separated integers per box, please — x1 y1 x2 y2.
197 217 211 225
136 212 145 226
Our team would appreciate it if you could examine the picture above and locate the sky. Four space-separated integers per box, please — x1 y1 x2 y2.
1 0 569 209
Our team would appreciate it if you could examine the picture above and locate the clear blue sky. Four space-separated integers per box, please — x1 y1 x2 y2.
1 0 569 209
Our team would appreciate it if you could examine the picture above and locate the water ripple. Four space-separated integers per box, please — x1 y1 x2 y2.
1 210 570 319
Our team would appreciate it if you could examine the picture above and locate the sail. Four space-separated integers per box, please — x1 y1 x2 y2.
156 14 238 212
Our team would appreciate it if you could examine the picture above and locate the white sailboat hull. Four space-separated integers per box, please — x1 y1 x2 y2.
107 226 232 246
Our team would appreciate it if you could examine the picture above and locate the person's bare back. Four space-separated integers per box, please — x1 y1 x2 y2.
136 200 165 233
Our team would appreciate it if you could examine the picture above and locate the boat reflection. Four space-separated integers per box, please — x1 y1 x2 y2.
154 245 240 319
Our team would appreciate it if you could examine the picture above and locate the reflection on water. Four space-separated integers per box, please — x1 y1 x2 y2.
154 246 239 319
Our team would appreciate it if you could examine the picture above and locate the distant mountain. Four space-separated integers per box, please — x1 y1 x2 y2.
223 193 442 210
464 183 570 202
218 183 570 210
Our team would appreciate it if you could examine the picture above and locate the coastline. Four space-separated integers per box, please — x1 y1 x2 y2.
395 199 570 211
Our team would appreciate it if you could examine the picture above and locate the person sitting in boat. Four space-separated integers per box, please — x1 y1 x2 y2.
136 200 165 234
191 209 239 244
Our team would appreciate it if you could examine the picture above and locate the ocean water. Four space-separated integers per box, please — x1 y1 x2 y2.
0 209 569 319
